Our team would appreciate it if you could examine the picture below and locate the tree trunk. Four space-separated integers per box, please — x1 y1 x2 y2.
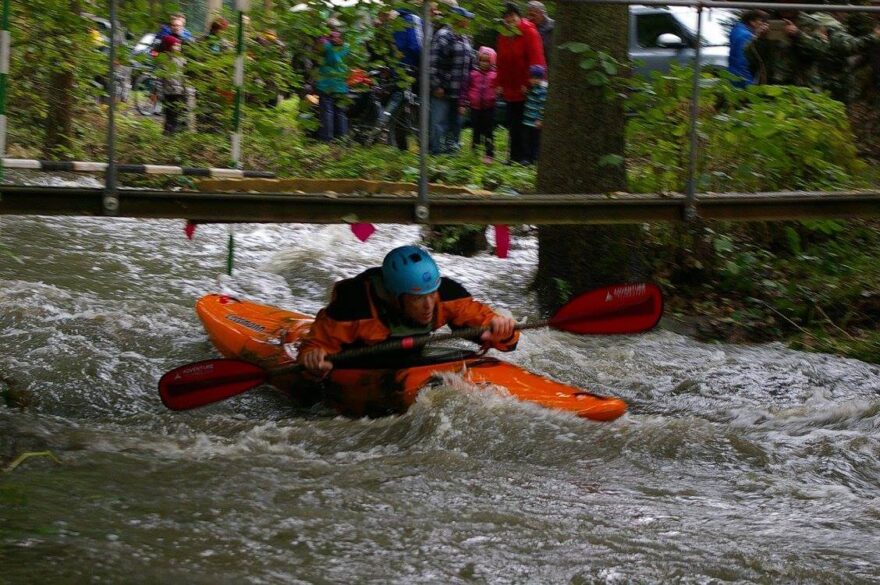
43 70 76 157
533 3 648 310
43 0 81 158
206 0 223 24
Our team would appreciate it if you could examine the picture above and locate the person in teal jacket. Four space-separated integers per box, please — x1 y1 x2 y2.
316 31 351 141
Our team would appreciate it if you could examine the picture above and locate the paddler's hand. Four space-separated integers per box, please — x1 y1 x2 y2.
301 348 333 376
481 316 516 345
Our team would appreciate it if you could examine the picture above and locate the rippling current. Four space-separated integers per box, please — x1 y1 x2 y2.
2 189 879 583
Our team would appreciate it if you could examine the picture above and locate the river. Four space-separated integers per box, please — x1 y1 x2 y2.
2 181 879 583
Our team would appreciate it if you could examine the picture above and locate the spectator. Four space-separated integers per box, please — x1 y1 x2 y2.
157 13 194 48
392 4 424 73
203 17 231 53
465 47 499 163
807 12 880 103
316 31 351 141
496 1 545 164
158 35 188 135
371 8 422 150
429 5 475 154
747 10 826 90
728 10 768 87
522 64 547 164
526 1 555 66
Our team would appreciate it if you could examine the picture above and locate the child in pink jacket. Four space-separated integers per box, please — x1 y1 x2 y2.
464 46 498 163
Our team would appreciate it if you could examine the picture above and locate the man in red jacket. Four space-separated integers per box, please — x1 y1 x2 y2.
496 2 546 164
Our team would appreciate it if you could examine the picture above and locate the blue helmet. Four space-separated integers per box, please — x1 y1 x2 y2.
382 246 441 298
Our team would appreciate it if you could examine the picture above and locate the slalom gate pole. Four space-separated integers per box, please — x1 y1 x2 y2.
0 0 10 186
231 0 248 169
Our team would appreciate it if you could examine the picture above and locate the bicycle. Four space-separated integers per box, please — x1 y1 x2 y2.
131 68 163 116
369 84 421 150
347 68 421 149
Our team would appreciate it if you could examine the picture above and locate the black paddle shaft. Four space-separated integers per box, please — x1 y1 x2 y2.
269 319 550 377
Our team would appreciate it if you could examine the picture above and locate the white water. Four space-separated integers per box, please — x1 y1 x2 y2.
2 198 879 583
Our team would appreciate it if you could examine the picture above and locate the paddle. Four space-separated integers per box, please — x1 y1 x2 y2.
158 282 663 411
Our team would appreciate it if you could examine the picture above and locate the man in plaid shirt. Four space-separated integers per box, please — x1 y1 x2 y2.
429 6 475 154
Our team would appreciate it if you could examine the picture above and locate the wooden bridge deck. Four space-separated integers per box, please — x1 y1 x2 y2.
1 185 879 224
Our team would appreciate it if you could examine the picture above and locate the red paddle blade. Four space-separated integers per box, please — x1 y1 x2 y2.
158 359 268 411
549 283 663 334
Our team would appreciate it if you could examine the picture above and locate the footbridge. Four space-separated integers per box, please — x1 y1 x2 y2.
2 184 879 224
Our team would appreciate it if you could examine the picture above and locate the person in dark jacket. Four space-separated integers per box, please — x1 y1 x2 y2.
526 1 555 66
429 5 475 154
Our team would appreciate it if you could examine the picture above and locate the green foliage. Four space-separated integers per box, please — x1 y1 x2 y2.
646 218 880 361
424 225 489 256
552 278 574 303
8 1 106 155
626 67 866 194
559 42 628 100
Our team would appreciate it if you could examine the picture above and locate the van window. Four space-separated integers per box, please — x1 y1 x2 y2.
635 13 689 48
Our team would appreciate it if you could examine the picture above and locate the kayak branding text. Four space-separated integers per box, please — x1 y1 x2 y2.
180 363 216 377
607 283 647 301
226 314 268 333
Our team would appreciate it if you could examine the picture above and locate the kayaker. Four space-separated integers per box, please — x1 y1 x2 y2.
298 246 519 375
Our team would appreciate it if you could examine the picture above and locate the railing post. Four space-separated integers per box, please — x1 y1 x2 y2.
415 0 432 223
104 0 119 216
684 3 703 221
0 0 10 190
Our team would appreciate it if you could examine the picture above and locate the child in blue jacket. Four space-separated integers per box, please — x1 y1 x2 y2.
522 65 547 164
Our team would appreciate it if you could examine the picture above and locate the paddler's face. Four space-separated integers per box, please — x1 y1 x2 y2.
400 293 437 325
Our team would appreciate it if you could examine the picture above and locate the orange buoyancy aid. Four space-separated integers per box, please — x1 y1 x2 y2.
298 267 519 358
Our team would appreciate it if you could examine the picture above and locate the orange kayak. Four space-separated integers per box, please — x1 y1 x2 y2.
195 294 628 421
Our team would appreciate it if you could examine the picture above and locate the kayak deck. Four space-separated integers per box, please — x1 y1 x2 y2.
195 294 627 421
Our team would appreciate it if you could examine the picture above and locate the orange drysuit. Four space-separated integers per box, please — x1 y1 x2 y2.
298 267 519 359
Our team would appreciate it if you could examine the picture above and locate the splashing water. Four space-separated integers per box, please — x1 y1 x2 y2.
1 211 879 584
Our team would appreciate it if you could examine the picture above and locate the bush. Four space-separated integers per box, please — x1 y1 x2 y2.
626 67 866 193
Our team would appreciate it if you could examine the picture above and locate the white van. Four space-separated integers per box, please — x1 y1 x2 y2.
629 5 737 76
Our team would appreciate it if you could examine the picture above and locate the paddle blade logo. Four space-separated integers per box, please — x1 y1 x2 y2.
550 283 663 335
158 359 266 410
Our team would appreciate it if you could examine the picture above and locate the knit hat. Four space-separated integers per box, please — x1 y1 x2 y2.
529 64 546 79
478 46 497 66
160 34 182 52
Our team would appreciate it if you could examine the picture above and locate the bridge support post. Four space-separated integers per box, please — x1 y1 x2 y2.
103 0 119 216
683 4 703 223
416 0 432 224
0 0 10 193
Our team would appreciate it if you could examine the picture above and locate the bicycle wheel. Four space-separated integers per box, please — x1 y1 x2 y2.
351 98 384 146
132 73 161 116
400 99 422 149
